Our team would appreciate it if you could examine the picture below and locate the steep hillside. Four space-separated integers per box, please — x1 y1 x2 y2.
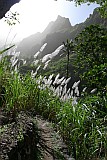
17 8 107 59
69 8 107 40
17 15 72 58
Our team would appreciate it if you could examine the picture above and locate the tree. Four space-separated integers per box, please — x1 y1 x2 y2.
74 25 107 91
63 39 74 78
4 11 20 26
55 0 107 18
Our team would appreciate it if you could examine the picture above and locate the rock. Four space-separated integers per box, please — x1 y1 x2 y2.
0 0 20 19
0 112 40 160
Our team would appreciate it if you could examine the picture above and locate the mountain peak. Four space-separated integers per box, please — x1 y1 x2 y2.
56 15 69 21
56 15 71 26
42 15 71 36
57 15 64 19
17 8 107 59
48 15 71 33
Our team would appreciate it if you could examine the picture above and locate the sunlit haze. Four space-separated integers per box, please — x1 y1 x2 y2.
0 0 99 45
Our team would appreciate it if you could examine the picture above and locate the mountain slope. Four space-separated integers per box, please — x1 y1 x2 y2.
17 8 107 59
17 15 72 58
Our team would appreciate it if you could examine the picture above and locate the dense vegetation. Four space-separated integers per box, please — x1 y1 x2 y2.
0 23 107 160
0 0 107 159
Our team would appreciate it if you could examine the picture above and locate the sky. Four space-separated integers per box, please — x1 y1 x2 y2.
0 0 99 46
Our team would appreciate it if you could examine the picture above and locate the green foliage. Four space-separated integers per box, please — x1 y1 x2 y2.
0 46 15 107
0 53 107 159
0 55 59 120
83 63 107 90
75 25 107 68
0 56 39 114
56 98 106 159
38 53 76 78
4 72 40 113
0 45 15 55
36 86 61 122
4 11 20 26
74 25 107 91
63 39 74 78
1 23 107 159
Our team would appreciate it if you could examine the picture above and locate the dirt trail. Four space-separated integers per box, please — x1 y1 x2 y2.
0 110 74 160
36 116 74 160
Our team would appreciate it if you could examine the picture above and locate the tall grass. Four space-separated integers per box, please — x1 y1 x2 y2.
0 47 107 159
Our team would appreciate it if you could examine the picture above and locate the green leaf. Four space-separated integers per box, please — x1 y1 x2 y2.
0 45 15 55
